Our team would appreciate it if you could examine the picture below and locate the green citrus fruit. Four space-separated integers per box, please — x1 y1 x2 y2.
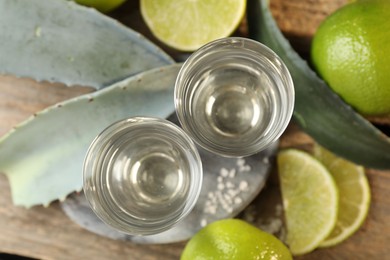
181 219 292 260
314 145 371 247
73 0 126 13
140 0 246 51
311 0 390 116
277 149 338 255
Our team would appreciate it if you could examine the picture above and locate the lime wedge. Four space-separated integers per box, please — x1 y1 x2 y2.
277 149 338 255
140 0 246 51
314 145 371 247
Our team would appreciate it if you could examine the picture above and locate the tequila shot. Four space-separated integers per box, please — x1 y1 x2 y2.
175 37 294 157
83 117 202 235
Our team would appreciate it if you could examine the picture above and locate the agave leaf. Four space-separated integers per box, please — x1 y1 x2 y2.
0 0 173 88
247 0 390 169
0 64 181 207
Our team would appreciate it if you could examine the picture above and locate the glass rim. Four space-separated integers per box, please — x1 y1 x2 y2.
174 37 295 157
83 116 203 235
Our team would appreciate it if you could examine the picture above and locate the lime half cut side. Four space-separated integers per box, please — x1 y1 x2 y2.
140 0 246 51
314 145 371 247
277 149 338 255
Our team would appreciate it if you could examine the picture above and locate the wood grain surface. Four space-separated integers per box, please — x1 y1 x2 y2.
1 0 389 259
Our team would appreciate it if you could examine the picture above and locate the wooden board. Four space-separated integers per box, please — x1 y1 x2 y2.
1 0 389 259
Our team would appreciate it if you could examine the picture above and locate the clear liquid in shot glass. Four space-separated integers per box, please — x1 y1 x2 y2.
175 37 294 157
195 63 275 138
83 117 202 235
106 137 193 220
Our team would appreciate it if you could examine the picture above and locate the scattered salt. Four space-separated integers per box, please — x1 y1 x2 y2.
203 164 252 217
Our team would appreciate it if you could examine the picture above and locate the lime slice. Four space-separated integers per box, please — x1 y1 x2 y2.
314 145 371 247
277 149 338 255
140 0 246 51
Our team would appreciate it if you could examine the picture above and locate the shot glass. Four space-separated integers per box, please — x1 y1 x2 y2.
175 37 295 157
83 117 203 236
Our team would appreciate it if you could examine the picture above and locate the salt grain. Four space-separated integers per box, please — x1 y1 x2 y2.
234 197 243 205
239 181 248 191
243 165 251 172
220 168 229 177
237 158 245 166
226 181 234 189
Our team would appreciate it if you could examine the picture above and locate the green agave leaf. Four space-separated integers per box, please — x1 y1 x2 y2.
0 0 173 88
247 0 390 169
0 64 181 207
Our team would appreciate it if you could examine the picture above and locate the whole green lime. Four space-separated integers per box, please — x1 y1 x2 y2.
311 0 390 116
181 219 292 260
73 0 126 13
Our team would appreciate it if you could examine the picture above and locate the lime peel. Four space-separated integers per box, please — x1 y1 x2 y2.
311 0 390 116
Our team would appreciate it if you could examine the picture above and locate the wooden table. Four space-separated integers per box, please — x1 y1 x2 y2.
1 0 389 259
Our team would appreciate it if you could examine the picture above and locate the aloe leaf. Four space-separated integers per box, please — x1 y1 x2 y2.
0 64 181 207
0 0 173 88
247 0 390 169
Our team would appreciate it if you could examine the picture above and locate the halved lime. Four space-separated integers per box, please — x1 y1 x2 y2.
140 0 246 51
181 219 292 260
314 145 371 247
277 149 338 255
